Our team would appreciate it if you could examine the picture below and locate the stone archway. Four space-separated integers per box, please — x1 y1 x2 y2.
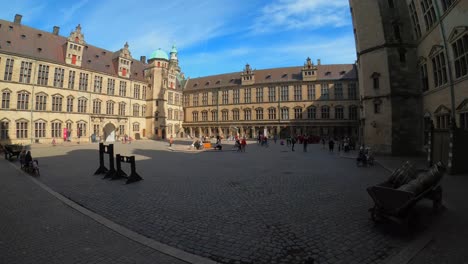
103 123 116 142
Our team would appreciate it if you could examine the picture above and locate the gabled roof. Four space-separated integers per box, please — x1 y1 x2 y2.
0 19 147 82
185 64 357 91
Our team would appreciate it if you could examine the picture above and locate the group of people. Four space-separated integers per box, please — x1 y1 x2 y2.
19 149 39 173
257 134 269 147
235 136 247 152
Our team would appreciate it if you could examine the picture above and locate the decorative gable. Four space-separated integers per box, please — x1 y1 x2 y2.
428 45 444 58
448 26 468 43
302 57 317 81
434 105 451 115
113 42 132 78
241 63 255 85
456 99 468 112
65 24 85 67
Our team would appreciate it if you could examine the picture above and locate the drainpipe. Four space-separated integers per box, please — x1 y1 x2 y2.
433 2 456 122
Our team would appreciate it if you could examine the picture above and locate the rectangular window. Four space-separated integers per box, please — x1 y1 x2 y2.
142 105 146 117
280 86 289 101
268 86 276 102
373 77 380 89
374 103 381 114
335 83 343 99
244 109 251 120
16 121 28 139
348 83 357 99
437 114 450 129
19 61 32 83
452 34 468 78
307 107 316 119
184 94 190 107
307 85 316 100
420 63 429 91
53 68 65 88
51 122 62 138
268 108 276 120
294 85 302 101
222 111 228 121
321 84 329 100
93 124 100 136
174 110 178 120
67 97 73 112
233 110 239 121
93 100 102 114
281 108 289 120
335 107 344 119
202 92 208 105
77 123 87 137
79 73 89 91
94 76 103 93
175 93 180 105
119 81 127 96
133 123 139 132
201 111 208 121
222 91 229 104
244 88 251 103
2 91 10 109
211 111 218 121
321 107 330 119
17 92 29 110
421 0 437 30
34 122 46 138
193 94 199 106
460 112 468 130
349 106 358 120
168 92 174 104
0 121 9 139
35 94 47 111
432 52 448 87
133 84 140 99
133 104 139 117
107 79 115 95
106 101 114 115
52 96 62 112
294 108 302 119
142 86 147 100
78 99 87 113
68 71 75 89
193 112 199 122
233 89 239 104
256 108 263 120
256 87 263 103
4 58 14 81
118 103 126 116
37 64 49 85
409 1 422 39
211 91 218 105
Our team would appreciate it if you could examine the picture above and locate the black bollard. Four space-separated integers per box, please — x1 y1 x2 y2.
103 144 116 179
113 154 128 180
126 156 142 184
94 143 109 175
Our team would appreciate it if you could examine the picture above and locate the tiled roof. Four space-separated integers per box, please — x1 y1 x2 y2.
185 64 357 91
0 19 147 82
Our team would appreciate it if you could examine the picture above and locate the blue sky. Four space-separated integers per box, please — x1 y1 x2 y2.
0 0 356 78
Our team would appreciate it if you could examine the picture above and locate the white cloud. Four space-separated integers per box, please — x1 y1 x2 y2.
251 0 350 34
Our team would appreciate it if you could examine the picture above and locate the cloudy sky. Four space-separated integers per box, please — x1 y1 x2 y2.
0 0 356 78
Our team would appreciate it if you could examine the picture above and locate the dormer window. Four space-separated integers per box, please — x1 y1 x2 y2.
8 26 13 31
205 81 210 86
21 34 26 39
193 83 198 87
325 72 331 76
105 64 110 68
102 51 106 55
37 48 42 53
282 74 288 78
266 74 271 79
6 41 11 46
87 60 91 64
340 71 346 75
95 55 99 58
216 80 221 85
37 33 42 38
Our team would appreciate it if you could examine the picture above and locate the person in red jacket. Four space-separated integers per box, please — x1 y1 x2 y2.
241 138 247 152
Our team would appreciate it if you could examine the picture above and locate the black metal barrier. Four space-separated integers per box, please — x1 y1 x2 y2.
114 154 143 184
94 143 116 179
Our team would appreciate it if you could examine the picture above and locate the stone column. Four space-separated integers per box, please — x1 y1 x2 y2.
189 127 193 137
208 127 212 137
252 126 256 137
240 126 245 137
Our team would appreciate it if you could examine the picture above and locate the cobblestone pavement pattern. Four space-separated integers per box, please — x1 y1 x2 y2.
0 158 187 264
24 140 423 264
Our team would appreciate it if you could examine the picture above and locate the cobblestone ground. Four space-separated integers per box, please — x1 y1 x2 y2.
0 158 187 264
26 140 419 264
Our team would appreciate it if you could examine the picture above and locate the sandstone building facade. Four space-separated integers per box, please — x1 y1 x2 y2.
0 14 359 145
349 0 468 154
0 15 184 145
183 60 360 139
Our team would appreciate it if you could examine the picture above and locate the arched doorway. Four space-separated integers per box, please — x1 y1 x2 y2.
103 123 116 142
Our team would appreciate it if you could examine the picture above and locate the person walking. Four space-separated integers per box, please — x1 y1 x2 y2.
291 136 296 152
169 135 173 147
241 137 247 152
273 134 278 144
303 135 308 152
322 138 326 149
329 139 335 152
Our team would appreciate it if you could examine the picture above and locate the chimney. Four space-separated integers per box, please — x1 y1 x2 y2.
14 14 22 24
140 56 146 63
317 59 321 65
53 26 60 35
